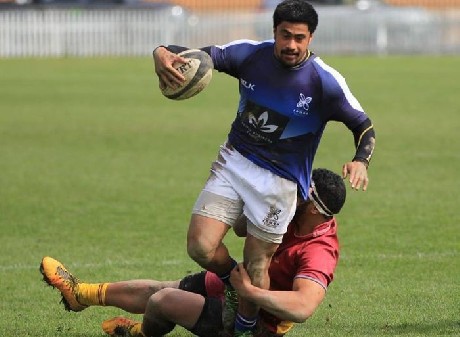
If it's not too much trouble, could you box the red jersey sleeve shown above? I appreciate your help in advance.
[295,240,339,289]
[294,219,339,289]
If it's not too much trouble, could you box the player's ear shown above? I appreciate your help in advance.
[311,205,321,215]
[309,202,321,215]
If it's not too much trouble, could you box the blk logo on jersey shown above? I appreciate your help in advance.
[293,93,312,116]
[241,78,256,91]
[238,101,289,144]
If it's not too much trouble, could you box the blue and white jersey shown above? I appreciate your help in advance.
[210,39,368,199]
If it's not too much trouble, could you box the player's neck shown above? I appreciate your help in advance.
[293,213,323,236]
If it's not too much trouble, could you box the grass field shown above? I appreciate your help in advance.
[0,56,459,337]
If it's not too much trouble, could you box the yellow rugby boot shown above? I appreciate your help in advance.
[39,256,88,312]
[102,317,144,337]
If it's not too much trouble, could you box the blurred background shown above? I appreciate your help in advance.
[1,0,459,57]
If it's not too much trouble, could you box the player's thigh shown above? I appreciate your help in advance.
[192,179,243,228]
[187,214,230,253]
[189,189,244,251]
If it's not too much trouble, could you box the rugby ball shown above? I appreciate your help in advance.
[161,49,213,100]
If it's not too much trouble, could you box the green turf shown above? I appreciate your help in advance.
[0,56,459,336]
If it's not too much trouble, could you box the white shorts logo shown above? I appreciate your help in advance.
[262,206,282,228]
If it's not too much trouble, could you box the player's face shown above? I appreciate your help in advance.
[273,22,313,67]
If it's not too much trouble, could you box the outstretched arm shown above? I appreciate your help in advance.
[230,263,325,323]
[343,118,376,191]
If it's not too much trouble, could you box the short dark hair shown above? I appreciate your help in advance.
[273,0,319,33]
[312,168,346,215]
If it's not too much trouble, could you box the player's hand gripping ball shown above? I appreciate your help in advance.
[161,49,213,100]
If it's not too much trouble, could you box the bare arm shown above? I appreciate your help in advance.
[230,263,325,323]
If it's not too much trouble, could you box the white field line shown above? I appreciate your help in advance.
[1,251,459,272]
[0,258,185,272]
[340,251,459,261]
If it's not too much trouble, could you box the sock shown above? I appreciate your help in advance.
[76,283,109,306]
[234,313,257,333]
[218,258,238,288]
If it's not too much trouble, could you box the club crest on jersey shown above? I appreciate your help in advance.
[241,78,255,91]
[293,93,312,116]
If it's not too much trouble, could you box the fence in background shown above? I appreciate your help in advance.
[1,4,459,57]
[0,7,187,57]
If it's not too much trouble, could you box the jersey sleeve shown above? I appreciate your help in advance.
[210,39,271,78]
[294,241,339,290]
[313,57,368,129]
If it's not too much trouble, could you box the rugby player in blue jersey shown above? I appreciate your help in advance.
[152,1,375,336]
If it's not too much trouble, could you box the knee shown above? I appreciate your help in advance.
[145,288,176,318]
[187,229,220,268]
[187,215,230,268]
[143,289,177,337]
[145,291,162,317]
[187,238,214,267]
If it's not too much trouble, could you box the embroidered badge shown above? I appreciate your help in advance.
[262,206,282,228]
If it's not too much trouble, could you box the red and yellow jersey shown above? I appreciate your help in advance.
[260,218,339,334]
[204,218,339,335]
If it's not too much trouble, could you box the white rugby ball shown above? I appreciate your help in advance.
[161,49,213,100]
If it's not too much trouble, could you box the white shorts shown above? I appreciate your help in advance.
[192,143,297,242]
